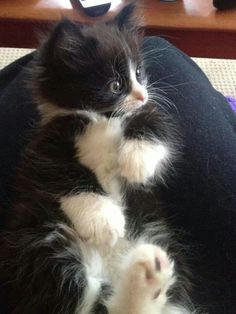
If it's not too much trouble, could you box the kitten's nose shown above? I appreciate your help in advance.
[135,91,146,102]
[137,94,145,101]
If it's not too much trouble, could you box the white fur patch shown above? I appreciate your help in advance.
[164,305,194,314]
[60,193,125,246]
[121,62,148,111]
[76,244,105,314]
[79,276,101,314]
[75,115,123,199]
[118,139,170,184]
[37,103,73,125]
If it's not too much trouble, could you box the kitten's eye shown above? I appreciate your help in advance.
[109,80,122,94]
[136,66,142,78]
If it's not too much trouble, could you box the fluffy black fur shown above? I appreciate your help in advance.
[0,4,198,314]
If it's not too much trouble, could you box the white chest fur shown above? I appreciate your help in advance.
[75,114,123,200]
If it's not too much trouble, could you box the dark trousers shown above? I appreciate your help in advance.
[0,37,235,314]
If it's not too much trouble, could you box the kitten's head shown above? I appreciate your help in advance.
[32,3,148,116]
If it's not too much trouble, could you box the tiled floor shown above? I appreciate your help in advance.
[0,48,236,97]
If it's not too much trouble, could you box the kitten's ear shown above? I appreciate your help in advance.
[41,19,83,66]
[112,2,139,31]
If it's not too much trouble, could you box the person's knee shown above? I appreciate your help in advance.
[143,36,172,52]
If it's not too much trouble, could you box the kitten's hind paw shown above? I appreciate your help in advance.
[108,244,176,314]
[124,244,175,302]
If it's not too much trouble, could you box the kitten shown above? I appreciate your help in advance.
[0,4,201,314]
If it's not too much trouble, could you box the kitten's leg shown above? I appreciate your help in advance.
[60,193,125,246]
[107,244,175,314]
[118,104,174,184]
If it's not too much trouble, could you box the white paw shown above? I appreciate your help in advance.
[60,193,125,246]
[118,140,169,184]
[124,244,175,301]
[84,200,125,246]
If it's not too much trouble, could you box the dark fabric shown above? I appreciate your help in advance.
[143,37,236,314]
[0,53,38,213]
[0,38,235,314]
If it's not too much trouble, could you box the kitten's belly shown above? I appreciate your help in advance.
[75,115,123,199]
[81,236,132,284]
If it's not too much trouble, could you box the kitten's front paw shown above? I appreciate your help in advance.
[118,140,169,184]
[85,199,125,246]
[61,194,125,246]
[124,244,175,301]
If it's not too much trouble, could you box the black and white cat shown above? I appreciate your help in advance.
[0,4,202,314]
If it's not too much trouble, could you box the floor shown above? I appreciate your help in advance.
[0,48,236,97]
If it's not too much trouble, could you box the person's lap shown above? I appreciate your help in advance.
[0,37,235,313]
[143,37,236,313]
